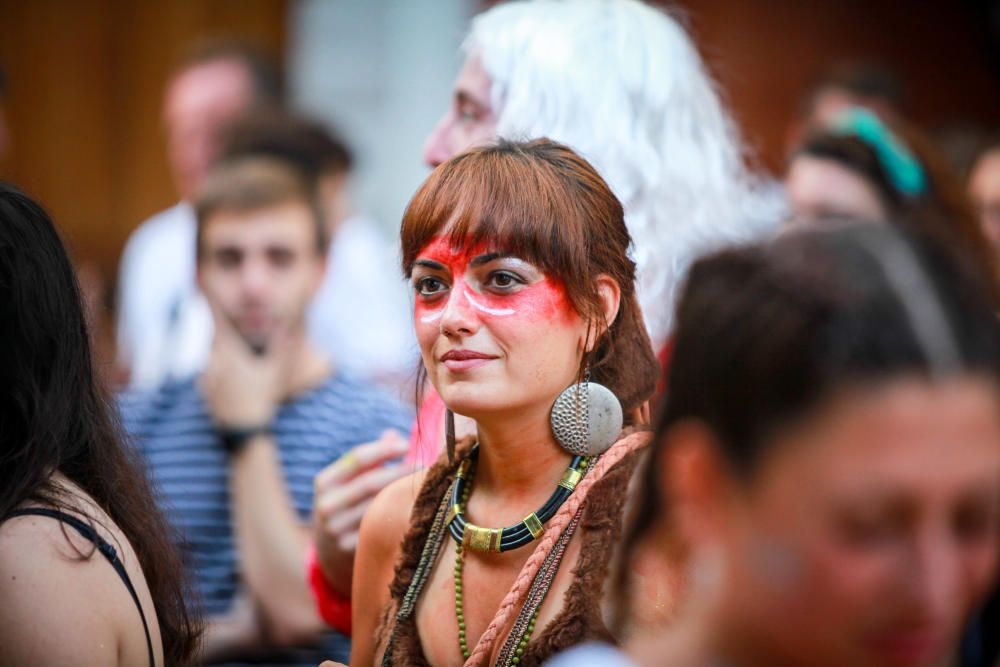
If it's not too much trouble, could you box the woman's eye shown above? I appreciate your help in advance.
[487,271,524,291]
[415,276,448,297]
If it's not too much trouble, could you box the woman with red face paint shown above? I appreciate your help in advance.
[346,139,662,667]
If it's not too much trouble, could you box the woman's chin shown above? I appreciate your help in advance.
[438,389,512,422]
[439,398,494,421]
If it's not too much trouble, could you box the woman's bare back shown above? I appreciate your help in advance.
[0,475,164,667]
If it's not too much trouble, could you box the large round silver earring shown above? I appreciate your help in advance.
[550,368,623,457]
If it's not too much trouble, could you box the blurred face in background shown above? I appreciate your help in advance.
[163,59,255,201]
[197,201,325,352]
[785,85,899,155]
[423,55,497,168]
[808,87,897,133]
[672,377,1000,667]
[786,155,887,222]
[968,148,1000,255]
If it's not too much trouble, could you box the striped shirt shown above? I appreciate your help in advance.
[119,372,413,666]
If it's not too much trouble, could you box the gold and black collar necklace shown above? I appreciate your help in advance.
[445,444,589,553]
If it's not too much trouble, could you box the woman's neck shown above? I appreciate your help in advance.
[472,402,573,501]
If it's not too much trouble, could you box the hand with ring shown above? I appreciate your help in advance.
[312,429,411,596]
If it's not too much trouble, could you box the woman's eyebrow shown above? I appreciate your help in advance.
[469,252,516,267]
[412,258,447,271]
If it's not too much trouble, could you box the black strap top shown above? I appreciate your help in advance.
[3,507,156,667]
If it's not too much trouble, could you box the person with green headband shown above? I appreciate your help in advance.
[784,108,1000,303]
[786,106,929,222]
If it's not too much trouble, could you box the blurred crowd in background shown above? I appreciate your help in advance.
[1,1,1000,666]
[0,0,997,385]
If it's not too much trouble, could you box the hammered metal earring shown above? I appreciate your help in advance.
[550,366,623,457]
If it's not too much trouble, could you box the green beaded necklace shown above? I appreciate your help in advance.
[452,458,542,662]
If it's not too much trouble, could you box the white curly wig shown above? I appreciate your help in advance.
[466,0,782,347]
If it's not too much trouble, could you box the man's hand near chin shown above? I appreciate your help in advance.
[201,312,327,651]
[201,312,293,428]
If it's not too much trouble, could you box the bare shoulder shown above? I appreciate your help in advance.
[356,466,433,594]
[351,468,430,667]
[0,512,121,664]
[361,467,430,548]
[0,479,163,667]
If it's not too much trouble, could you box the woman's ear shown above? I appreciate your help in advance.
[584,274,622,353]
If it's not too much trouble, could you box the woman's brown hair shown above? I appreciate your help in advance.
[400,138,658,414]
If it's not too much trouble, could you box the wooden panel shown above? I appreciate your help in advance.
[0,1,115,265]
[667,0,1000,172]
[0,0,287,278]
[1,1,995,273]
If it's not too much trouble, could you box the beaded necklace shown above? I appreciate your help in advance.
[380,444,603,667]
[452,447,592,662]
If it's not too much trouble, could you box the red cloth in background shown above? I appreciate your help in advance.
[306,542,352,635]
[655,338,675,402]
[406,387,446,467]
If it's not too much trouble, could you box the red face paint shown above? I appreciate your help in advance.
[413,235,587,416]
[411,235,574,327]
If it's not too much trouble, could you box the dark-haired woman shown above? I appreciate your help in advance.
[349,140,664,666]
[0,184,200,665]
[552,221,1000,667]
[785,108,999,299]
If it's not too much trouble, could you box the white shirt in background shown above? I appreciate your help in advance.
[545,643,638,667]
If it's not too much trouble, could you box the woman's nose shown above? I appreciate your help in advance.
[439,281,480,337]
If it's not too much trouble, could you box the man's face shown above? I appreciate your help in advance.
[163,60,255,200]
[197,201,325,352]
[422,55,498,168]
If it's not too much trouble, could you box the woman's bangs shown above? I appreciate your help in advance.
[401,151,574,278]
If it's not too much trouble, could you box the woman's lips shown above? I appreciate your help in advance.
[440,349,497,372]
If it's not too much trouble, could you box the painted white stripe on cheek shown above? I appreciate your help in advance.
[465,292,515,316]
[418,284,516,323]
[419,309,444,323]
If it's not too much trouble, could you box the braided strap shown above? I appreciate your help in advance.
[381,477,456,666]
[463,430,651,666]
